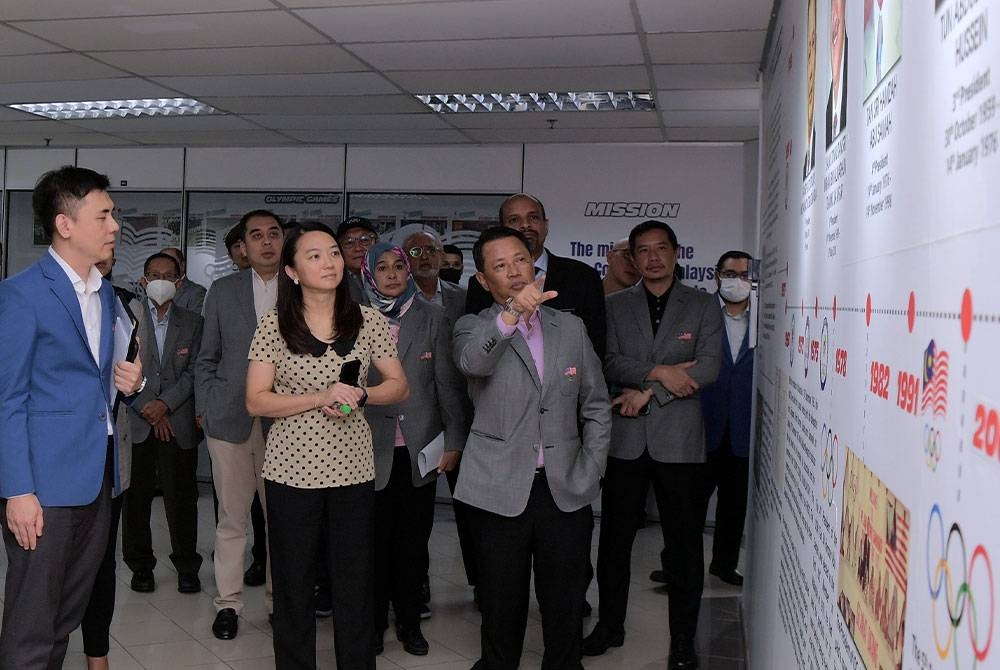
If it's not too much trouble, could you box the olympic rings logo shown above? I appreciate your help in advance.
[819,318,830,390]
[820,423,838,504]
[926,504,994,666]
[924,424,942,471]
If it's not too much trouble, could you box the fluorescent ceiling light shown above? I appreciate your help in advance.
[415,91,655,113]
[8,98,218,120]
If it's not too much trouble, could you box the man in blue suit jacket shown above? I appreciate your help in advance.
[698,251,755,587]
[0,166,144,669]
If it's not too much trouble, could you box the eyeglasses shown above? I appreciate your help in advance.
[145,273,178,281]
[718,271,751,280]
[340,234,376,248]
[408,245,440,258]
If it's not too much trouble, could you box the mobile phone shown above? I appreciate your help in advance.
[339,359,361,386]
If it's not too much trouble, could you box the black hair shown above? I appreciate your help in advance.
[628,219,678,255]
[161,246,185,263]
[277,221,362,356]
[144,252,181,277]
[498,193,546,224]
[224,222,245,252]
[442,244,463,259]
[32,166,111,242]
[472,226,531,272]
[238,209,282,241]
[715,250,753,272]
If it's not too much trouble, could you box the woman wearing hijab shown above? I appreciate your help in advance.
[360,242,468,657]
[245,222,408,669]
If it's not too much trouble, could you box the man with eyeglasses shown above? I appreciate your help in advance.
[603,238,640,296]
[122,252,203,597]
[196,209,284,640]
[336,217,378,305]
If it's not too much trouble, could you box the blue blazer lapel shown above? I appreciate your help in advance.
[41,253,93,362]
[735,324,751,363]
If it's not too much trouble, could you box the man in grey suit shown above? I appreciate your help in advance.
[453,226,610,670]
[195,210,283,640]
[583,220,723,670]
[122,252,203,595]
[161,246,207,314]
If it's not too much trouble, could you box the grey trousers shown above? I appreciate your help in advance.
[0,459,112,670]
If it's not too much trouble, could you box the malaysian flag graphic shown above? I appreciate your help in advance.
[921,340,949,418]
[885,509,909,591]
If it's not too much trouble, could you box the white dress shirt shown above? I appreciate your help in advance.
[251,268,279,322]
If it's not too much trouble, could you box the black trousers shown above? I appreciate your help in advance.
[596,453,705,639]
[469,473,591,670]
[0,444,112,670]
[700,440,749,573]
[439,461,478,586]
[250,491,267,566]
[81,495,123,657]
[122,434,201,574]
[266,478,375,670]
[374,447,436,631]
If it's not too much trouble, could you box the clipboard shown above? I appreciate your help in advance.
[112,294,139,412]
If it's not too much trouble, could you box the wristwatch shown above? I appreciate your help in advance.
[357,387,368,408]
[503,296,522,318]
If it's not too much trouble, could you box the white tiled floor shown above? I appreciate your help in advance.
[0,490,746,669]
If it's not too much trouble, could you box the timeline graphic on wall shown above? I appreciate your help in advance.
[746,0,1000,668]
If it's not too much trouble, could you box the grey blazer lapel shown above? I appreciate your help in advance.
[509,330,542,390]
[626,285,654,346]
[652,283,689,352]
[397,301,425,360]
[161,310,181,368]
[238,270,258,331]
[540,309,560,389]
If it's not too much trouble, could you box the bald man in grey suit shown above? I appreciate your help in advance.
[453,227,610,670]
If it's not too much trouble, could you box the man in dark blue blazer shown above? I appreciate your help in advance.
[698,251,755,587]
[0,166,144,669]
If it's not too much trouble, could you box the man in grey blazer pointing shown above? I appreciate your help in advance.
[453,226,611,670]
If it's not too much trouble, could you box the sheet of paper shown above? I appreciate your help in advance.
[417,431,446,478]
[113,296,135,366]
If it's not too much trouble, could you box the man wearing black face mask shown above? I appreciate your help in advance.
[440,244,464,285]
[122,252,204,596]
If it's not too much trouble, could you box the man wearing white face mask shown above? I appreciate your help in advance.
[122,252,204,595]
[697,251,754,587]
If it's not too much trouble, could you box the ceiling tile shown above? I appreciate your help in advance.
[0,78,181,104]
[662,110,760,127]
[118,129,298,146]
[0,131,136,146]
[152,73,399,98]
[466,127,665,143]
[0,106,46,121]
[10,12,326,51]
[0,119,89,133]
[94,45,366,77]
[0,0,276,20]
[347,35,643,71]
[387,66,650,94]
[283,129,470,144]
[244,114,450,130]
[0,53,130,83]
[665,126,759,142]
[656,88,760,111]
[296,0,635,42]
[204,95,429,115]
[0,25,65,55]
[647,31,766,64]
[636,0,773,32]
[653,64,759,89]
[446,110,661,130]
[61,115,260,133]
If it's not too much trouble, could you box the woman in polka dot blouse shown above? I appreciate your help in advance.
[245,221,409,670]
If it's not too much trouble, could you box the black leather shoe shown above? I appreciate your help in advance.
[709,565,744,586]
[130,569,155,593]
[396,625,429,656]
[314,584,333,618]
[243,561,266,586]
[177,572,201,593]
[582,623,625,656]
[212,608,239,640]
[372,628,385,655]
[649,569,668,583]
[419,603,432,619]
[668,635,699,669]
